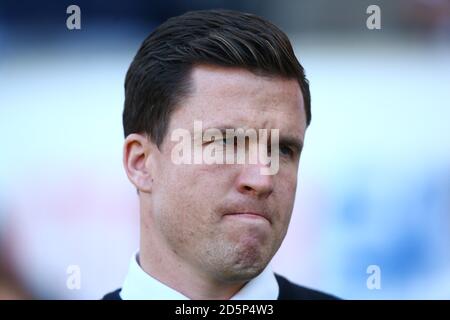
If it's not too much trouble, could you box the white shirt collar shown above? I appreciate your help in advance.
[120,251,279,300]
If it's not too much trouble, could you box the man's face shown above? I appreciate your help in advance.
[148,65,307,282]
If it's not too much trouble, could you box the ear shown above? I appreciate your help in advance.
[123,133,155,193]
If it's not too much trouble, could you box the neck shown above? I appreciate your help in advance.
[139,216,246,300]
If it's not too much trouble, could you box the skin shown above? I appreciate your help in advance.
[123,64,307,299]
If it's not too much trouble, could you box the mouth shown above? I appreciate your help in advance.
[223,211,272,224]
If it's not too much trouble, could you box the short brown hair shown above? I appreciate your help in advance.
[123,9,311,146]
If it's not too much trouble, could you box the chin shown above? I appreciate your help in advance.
[218,247,271,282]
[219,261,267,283]
[203,233,278,282]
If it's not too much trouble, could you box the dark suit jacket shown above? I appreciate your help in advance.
[102,274,338,300]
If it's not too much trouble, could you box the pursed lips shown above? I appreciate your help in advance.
[223,211,272,224]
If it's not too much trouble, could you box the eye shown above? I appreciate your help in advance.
[204,137,233,145]
[279,144,294,157]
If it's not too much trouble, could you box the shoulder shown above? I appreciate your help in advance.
[101,288,122,300]
[275,274,339,300]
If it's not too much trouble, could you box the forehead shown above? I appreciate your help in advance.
[169,64,306,137]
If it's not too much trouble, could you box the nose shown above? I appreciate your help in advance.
[235,163,274,199]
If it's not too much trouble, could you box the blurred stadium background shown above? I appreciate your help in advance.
[0,0,449,299]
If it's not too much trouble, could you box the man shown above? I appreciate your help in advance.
[103,9,336,300]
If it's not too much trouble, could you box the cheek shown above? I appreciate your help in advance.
[154,162,229,220]
[274,173,298,221]
[152,167,211,244]
[277,165,298,196]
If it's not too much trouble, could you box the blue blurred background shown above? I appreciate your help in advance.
[1,0,449,299]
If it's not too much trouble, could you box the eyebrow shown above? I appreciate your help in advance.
[202,126,304,153]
